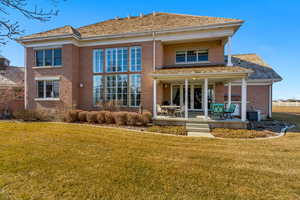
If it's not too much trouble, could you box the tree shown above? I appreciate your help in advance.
[0,0,63,45]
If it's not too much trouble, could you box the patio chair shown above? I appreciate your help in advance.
[174,105,185,118]
[224,104,236,119]
[157,104,168,116]
[211,103,225,119]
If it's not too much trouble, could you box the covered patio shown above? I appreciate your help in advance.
[151,65,253,127]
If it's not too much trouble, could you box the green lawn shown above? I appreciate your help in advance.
[0,122,300,200]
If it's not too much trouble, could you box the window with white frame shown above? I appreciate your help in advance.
[93,75,104,105]
[105,48,128,72]
[176,49,208,64]
[93,49,104,73]
[105,75,128,106]
[130,46,142,72]
[35,48,62,67]
[36,80,59,99]
[130,74,141,107]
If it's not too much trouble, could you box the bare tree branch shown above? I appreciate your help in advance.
[0,0,63,45]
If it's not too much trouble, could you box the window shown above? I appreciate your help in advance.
[176,49,208,63]
[93,49,104,73]
[105,75,128,106]
[130,46,142,72]
[93,75,104,105]
[105,48,128,72]
[35,48,62,67]
[130,74,141,107]
[36,80,59,99]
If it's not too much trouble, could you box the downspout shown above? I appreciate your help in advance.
[152,31,156,71]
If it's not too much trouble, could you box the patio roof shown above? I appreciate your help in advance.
[152,65,252,80]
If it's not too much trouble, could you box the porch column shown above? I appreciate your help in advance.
[204,78,208,119]
[241,78,247,121]
[227,36,233,66]
[153,79,157,118]
[228,81,232,107]
[185,79,188,119]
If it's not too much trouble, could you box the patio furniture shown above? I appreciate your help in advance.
[211,103,225,119]
[161,105,180,116]
[174,105,185,117]
[157,104,168,116]
[224,104,236,119]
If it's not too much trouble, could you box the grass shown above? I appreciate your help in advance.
[0,122,300,200]
[272,106,300,132]
[211,128,276,138]
[147,125,187,135]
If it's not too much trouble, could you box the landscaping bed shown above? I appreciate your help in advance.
[211,128,277,139]
[147,126,187,136]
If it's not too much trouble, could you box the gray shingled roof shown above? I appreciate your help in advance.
[231,54,282,81]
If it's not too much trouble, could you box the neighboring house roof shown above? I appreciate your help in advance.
[153,66,251,75]
[0,66,24,87]
[20,12,243,40]
[231,54,282,81]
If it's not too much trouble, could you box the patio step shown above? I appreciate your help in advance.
[186,122,213,137]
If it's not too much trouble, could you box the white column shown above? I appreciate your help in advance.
[269,83,273,118]
[170,84,173,105]
[227,36,233,66]
[185,79,188,119]
[228,81,232,107]
[153,79,157,118]
[204,78,208,119]
[241,78,247,121]
[190,85,194,109]
[180,85,183,106]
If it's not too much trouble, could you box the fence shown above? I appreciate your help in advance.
[273,102,300,107]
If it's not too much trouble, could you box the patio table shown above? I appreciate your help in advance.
[161,105,180,116]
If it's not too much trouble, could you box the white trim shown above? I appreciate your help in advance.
[175,49,209,64]
[35,76,60,81]
[228,81,232,106]
[152,32,156,71]
[33,45,63,50]
[227,36,233,66]
[184,79,188,119]
[241,78,247,121]
[32,66,62,69]
[204,78,208,119]
[152,71,251,78]
[34,98,60,101]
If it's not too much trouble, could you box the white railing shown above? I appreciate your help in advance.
[273,102,300,107]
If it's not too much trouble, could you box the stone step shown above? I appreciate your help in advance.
[186,127,210,132]
[188,132,214,138]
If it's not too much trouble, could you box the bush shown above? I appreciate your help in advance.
[96,111,106,124]
[13,109,55,121]
[86,112,98,123]
[78,111,88,122]
[64,110,81,122]
[104,111,114,124]
[127,112,139,126]
[113,112,128,125]
[142,111,152,121]
[141,112,152,126]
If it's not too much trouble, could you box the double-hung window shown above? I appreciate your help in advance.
[176,49,209,64]
[36,79,60,99]
[35,48,62,67]
[93,49,104,73]
[129,74,141,107]
[130,46,142,72]
[105,48,128,72]
[106,75,128,106]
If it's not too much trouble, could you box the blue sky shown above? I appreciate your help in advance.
[1,0,299,100]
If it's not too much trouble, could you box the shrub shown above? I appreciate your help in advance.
[141,111,152,126]
[96,111,106,124]
[86,112,98,123]
[104,111,114,124]
[13,109,55,121]
[127,112,139,126]
[64,110,81,122]
[78,111,88,122]
[113,112,128,125]
[142,111,152,122]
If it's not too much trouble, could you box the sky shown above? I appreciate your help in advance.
[0,0,299,100]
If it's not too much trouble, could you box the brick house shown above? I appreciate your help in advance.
[0,56,24,116]
[17,12,281,126]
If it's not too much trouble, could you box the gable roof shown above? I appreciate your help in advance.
[231,54,282,81]
[20,12,243,40]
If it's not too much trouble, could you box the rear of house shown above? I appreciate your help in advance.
[18,12,282,125]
